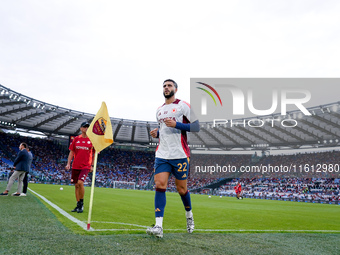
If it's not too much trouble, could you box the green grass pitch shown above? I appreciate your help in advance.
[1,181,340,254]
[28,183,340,234]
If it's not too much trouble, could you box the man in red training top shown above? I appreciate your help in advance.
[234,182,243,199]
[66,122,95,213]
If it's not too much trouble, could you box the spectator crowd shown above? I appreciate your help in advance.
[0,132,339,203]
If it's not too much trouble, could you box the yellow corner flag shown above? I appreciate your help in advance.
[86,101,114,152]
[86,102,113,230]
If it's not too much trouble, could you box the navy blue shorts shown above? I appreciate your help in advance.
[154,158,189,180]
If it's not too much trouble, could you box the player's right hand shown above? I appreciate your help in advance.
[150,128,158,138]
[65,164,70,170]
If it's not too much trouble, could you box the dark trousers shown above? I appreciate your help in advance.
[23,172,28,194]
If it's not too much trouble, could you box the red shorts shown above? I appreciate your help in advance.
[71,169,90,184]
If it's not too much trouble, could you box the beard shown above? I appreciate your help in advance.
[163,90,175,99]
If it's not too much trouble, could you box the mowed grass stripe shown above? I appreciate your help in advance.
[28,183,340,234]
[1,181,340,255]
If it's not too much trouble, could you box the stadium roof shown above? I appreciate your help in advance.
[1,84,339,151]
[0,84,159,146]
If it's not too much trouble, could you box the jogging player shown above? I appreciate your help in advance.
[66,122,95,213]
[146,79,200,238]
[234,182,243,199]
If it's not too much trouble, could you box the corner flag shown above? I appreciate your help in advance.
[86,101,113,230]
[86,101,114,152]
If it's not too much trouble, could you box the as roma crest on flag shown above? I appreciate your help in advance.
[92,117,107,136]
[87,102,113,153]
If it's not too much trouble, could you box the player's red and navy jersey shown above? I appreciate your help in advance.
[69,135,94,170]
[155,99,197,159]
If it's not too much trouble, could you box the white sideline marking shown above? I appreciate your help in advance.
[28,188,93,231]
[90,221,149,228]
[91,228,340,233]
[162,229,340,233]
[89,221,340,233]
[93,229,147,231]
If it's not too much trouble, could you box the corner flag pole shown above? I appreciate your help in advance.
[87,151,98,230]
[86,101,113,231]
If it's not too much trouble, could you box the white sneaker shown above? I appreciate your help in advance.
[146,225,163,238]
[11,193,20,196]
[19,193,27,197]
[186,216,195,233]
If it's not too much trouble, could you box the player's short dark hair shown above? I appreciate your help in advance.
[21,142,28,148]
[163,79,178,88]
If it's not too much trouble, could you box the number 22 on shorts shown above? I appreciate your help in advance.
[177,162,187,172]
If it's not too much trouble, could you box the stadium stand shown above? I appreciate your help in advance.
[0,84,339,203]
[218,177,340,203]
[1,83,340,151]
[1,131,339,206]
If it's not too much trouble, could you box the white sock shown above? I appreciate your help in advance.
[156,217,163,227]
[186,210,193,218]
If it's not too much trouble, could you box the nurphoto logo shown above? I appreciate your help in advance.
[191,78,324,128]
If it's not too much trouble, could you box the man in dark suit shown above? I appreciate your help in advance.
[0,142,30,196]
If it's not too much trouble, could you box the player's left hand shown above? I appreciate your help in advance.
[164,118,176,128]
